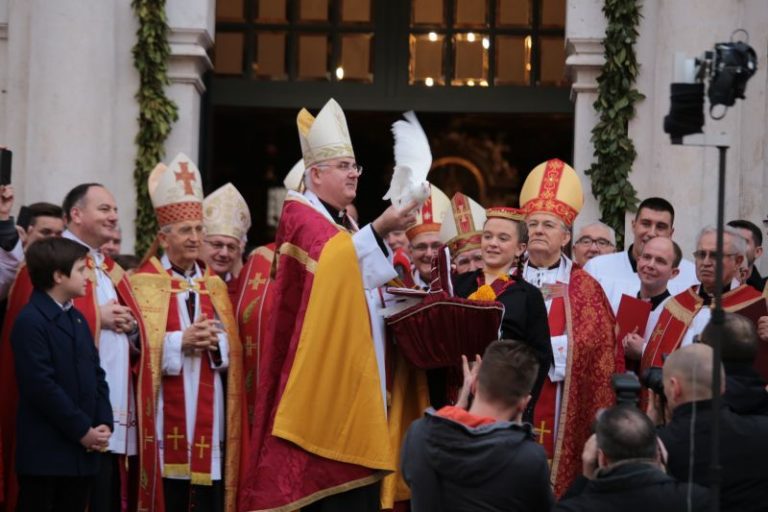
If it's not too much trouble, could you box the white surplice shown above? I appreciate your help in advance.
[157,255,230,480]
[63,230,137,455]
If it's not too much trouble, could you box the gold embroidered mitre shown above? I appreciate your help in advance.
[519,159,584,226]
[297,98,355,167]
[203,183,251,243]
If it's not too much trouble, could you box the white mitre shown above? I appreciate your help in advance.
[203,183,251,243]
[297,98,354,167]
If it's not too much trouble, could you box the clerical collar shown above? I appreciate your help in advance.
[637,289,670,310]
[527,260,561,271]
[170,262,196,278]
[318,198,347,226]
[698,283,732,306]
[627,245,638,273]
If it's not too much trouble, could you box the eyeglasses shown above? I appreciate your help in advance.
[412,242,442,253]
[314,162,363,176]
[692,250,737,261]
[205,239,240,254]
[575,237,614,248]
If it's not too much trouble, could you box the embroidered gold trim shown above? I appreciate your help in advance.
[243,472,386,512]
[279,242,318,274]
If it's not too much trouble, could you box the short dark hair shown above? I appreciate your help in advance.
[477,339,539,407]
[596,405,657,462]
[636,197,675,225]
[112,254,140,271]
[25,237,89,291]
[701,312,758,363]
[28,202,64,226]
[671,240,682,268]
[727,219,763,248]
[62,183,103,222]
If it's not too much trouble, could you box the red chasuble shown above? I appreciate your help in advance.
[130,258,245,512]
[641,284,765,375]
[235,243,276,429]
[531,267,617,498]
[0,257,164,512]
[238,196,392,512]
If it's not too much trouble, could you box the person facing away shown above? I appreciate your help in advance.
[554,405,710,512]
[11,237,112,512]
[401,339,554,512]
[654,343,768,512]
[700,312,768,415]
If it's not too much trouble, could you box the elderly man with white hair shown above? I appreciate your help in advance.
[639,225,766,377]
[571,221,616,266]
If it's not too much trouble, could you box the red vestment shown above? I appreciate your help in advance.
[642,284,764,375]
[0,257,163,512]
[531,266,617,497]
[234,243,276,429]
[238,197,392,511]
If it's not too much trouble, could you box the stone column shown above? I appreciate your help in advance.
[565,0,605,237]
[164,0,214,162]
[0,0,140,249]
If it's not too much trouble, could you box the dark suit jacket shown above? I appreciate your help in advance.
[11,289,112,476]
[657,400,768,512]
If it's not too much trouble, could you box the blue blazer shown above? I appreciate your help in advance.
[11,289,113,476]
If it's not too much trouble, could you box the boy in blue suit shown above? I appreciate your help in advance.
[11,237,112,512]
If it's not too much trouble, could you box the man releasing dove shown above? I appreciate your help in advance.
[383,111,432,211]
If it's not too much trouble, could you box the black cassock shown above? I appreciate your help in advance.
[452,269,553,421]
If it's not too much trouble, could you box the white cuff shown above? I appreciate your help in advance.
[211,333,229,371]
[548,334,569,383]
[162,332,184,375]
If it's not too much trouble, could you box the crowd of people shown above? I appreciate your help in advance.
[0,97,767,512]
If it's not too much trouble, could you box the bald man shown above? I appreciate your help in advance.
[655,344,768,510]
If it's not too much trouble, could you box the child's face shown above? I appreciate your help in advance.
[60,257,89,298]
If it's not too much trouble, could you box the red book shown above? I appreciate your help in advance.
[616,294,653,342]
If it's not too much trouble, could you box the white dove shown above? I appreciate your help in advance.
[383,111,432,211]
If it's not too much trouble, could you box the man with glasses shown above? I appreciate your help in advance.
[584,197,698,314]
[572,221,616,267]
[519,159,617,497]
[640,225,765,378]
[239,99,416,512]
[201,183,251,302]
[406,185,451,289]
[130,154,244,512]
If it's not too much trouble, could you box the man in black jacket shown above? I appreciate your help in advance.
[400,340,553,512]
[655,344,768,512]
[554,405,709,512]
[700,312,768,415]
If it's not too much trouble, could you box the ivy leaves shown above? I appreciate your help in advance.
[586,0,644,248]
[131,0,178,255]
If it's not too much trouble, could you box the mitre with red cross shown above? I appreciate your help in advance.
[439,192,486,256]
[203,183,251,243]
[148,152,204,227]
[405,183,451,240]
[519,158,584,226]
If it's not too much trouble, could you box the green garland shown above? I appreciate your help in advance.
[131,0,178,255]
[585,0,644,248]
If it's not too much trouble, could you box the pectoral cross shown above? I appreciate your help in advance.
[535,420,552,445]
[166,426,185,451]
[244,335,257,357]
[195,435,210,459]
[174,161,196,195]
[249,272,267,290]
